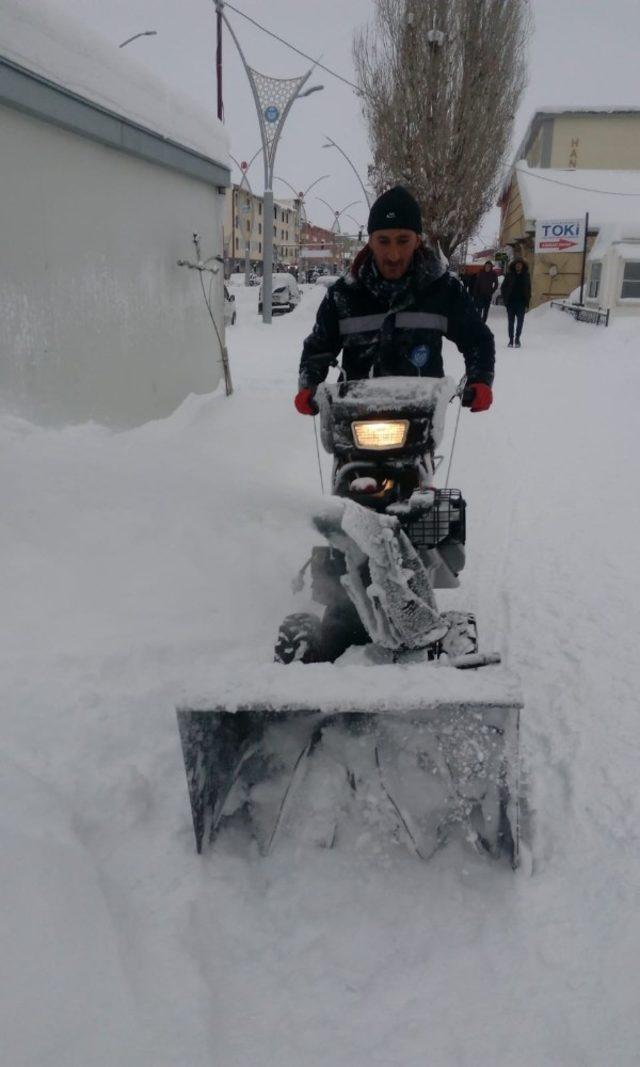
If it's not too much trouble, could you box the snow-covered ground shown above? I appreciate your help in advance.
[3,282,640,1065]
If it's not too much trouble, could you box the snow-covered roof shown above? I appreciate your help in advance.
[0,0,228,164]
[588,222,640,260]
[514,162,640,229]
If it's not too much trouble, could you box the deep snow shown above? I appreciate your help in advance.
[2,283,640,1065]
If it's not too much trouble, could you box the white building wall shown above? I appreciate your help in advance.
[0,103,227,426]
[586,226,640,316]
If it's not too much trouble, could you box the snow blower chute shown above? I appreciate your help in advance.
[177,377,523,865]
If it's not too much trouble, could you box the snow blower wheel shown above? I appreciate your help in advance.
[274,612,323,664]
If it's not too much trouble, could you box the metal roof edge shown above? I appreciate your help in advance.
[0,53,231,190]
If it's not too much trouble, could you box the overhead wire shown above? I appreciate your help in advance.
[513,167,640,197]
[223,7,640,200]
[222,2,360,91]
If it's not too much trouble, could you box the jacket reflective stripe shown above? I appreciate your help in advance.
[339,314,387,335]
[338,311,448,336]
[395,311,448,332]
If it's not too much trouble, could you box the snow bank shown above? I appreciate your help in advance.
[3,286,640,1064]
[1,757,152,1065]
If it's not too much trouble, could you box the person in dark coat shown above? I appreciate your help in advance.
[294,186,495,416]
[473,260,499,324]
[501,257,531,347]
[461,270,476,295]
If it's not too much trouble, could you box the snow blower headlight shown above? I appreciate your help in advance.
[351,419,409,451]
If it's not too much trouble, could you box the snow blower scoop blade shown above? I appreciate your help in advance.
[177,664,523,866]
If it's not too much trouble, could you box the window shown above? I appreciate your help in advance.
[258,223,262,235]
[235,215,239,229]
[259,242,262,253]
[621,261,640,300]
[258,202,262,216]
[235,236,239,249]
[588,262,602,299]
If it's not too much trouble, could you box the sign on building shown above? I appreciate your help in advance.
[535,218,583,254]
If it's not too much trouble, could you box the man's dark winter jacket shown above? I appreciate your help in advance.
[501,261,531,308]
[474,269,499,301]
[299,247,495,390]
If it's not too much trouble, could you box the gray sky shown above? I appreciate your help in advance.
[52,0,640,243]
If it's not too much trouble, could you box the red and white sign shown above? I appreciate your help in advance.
[538,238,579,251]
[535,218,583,254]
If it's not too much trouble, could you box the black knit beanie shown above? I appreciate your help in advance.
[367,186,422,235]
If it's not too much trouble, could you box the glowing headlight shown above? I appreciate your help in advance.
[351,419,409,450]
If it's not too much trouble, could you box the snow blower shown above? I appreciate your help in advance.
[177,377,522,865]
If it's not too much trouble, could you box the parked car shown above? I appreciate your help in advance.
[316,274,341,288]
[224,285,236,326]
[258,272,301,314]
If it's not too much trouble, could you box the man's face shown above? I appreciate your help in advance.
[515,262,523,273]
[368,229,420,280]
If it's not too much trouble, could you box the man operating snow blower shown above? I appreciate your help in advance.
[294,186,495,417]
[175,188,523,866]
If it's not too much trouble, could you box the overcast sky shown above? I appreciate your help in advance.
[52,0,640,243]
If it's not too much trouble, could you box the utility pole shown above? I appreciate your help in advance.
[216,4,223,120]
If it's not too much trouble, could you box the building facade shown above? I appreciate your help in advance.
[223,187,301,275]
[498,109,640,310]
[519,109,640,171]
[299,222,362,277]
[1,0,230,427]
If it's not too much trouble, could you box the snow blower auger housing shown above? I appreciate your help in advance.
[177,666,522,865]
[177,376,523,866]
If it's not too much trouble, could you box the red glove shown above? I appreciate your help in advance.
[462,382,493,413]
[294,387,318,415]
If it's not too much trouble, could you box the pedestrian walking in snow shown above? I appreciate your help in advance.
[461,270,475,295]
[501,257,531,348]
[473,260,499,324]
[294,186,495,415]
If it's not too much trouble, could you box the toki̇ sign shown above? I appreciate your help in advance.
[535,218,583,254]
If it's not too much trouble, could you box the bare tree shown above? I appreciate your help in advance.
[353,0,531,258]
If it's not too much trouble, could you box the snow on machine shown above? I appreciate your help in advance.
[177,377,522,865]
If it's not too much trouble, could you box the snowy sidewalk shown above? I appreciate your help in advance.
[2,286,640,1065]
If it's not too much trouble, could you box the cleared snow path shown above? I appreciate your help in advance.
[2,284,640,1065]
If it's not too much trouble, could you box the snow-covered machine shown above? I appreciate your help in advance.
[177,377,522,865]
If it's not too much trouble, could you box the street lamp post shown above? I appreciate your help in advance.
[119,30,157,48]
[215,1,323,322]
[274,174,330,226]
[315,198,362,273]
[274,175,330,278]
[315,197,363,235]
[344,213,365,235]
[322,135,372,210]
